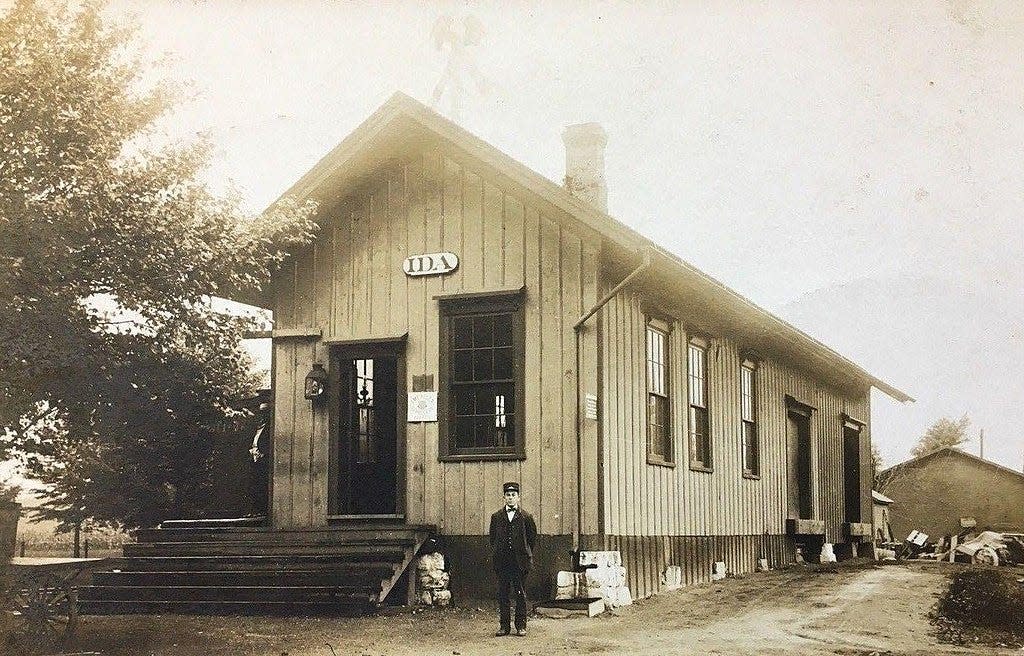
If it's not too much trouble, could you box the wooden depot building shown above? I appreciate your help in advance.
[259,92,913,601]
[83,93,912,613]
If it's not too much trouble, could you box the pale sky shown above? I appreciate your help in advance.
[25,1,1024,472]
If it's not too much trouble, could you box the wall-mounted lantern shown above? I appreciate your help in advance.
[304,363,328,401]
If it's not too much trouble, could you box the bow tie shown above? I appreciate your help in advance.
[506,506,516,513]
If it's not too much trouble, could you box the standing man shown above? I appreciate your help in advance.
[489,481,537,637]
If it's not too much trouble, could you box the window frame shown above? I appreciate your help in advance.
[645,317,674,467]
[740,358,760,479]
[687,336,713,472]
[438,289,526,461]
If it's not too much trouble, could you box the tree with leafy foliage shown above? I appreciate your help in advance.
[910,415,971,459]
[0,0,316,528]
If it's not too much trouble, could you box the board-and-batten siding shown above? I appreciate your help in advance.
[271,146,600,535]
[599,289,872,543]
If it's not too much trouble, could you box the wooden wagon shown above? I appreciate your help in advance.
[1,557,106,651]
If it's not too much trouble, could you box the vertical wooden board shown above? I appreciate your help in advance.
[330,225,339,336]
[500,185,524,288]
[618,294,631,536]
[625,538,636,599]
[444,461,465,534]
[271,341,295,527]
[290,258,304,331]
[619,295,634,535]
[520,203,542,530]
[610,297,624,535]
[418,149,444,528]
[630,295,643,537]
[309,239,328,520]
[272,261,296,331]
[614,294,627,536]
[772,363,787,533]
[440,157,464,295]
[311,341,330,526]
[388,168,409,335]
[291,341,314,526]
[579,242,600,534]
[370,179,391,335]
[482,462,502,533]
[560,232,582,534]
[341,207,356,336]
[481,177,502,290]
[438,157,464,532]
[538,215,563,535]
[464,169,487,288]
[312,239,332,332]
[689,537,700,585]
[462,170,485,289]
[600,304,613,533]
[462,463,485,534]
[349,196,369,335]
[671,326,685,535]
[710,340,722,537]
[644,537,654,597]
[403,158,428,524]
[727,342,742,533]
[406,423,425,524]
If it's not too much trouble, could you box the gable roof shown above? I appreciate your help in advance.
[881,447,1024,482]
[872,490,894,505]
[265,92,912,403]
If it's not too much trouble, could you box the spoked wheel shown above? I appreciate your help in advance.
[5,577,78,653]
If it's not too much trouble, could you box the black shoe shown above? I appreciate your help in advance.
[495,628,510,637]
[514,628,527,637]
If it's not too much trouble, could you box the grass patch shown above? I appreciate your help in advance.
[932,566,1024,648]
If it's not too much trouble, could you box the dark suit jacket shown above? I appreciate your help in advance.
[489,506,538,574]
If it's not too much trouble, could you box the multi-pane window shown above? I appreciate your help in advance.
[440,293,524,458]
[740,361,758,476]
[688,340,711,469]
[646,322,672,463]
[355,359,376,464]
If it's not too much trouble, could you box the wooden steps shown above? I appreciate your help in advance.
[78,600,372,616]
[78,521,434,616]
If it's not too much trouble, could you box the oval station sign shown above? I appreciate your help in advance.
[402,252,459,277]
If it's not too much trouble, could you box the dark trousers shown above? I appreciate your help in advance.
[496,560,528,630]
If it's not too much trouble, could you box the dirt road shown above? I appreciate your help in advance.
[11,563,1014,655]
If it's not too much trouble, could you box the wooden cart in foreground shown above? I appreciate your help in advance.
[1,557,106,651]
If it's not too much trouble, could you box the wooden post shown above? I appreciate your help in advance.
[73,523,81,558]
[20,540,25,557]
[84,538,89,558]
[949,535,958,563]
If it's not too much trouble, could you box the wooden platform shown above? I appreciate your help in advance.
[78,521,434,615]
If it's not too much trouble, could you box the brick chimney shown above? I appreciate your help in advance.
[562,123,608,213]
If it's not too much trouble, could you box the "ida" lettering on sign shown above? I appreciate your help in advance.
[402,252,459,277]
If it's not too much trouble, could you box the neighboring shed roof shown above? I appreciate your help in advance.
[264,92,912,403]
[872,490,894,505]
[881,447,1024,482]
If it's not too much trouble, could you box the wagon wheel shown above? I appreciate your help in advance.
[5,572,78,652]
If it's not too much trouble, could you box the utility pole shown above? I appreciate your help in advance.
[979,428,985,459]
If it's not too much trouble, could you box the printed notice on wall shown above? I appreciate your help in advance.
[407,392,438,422]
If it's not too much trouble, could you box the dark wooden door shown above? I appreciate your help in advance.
[843,425,862,523]
[787,410,813,520]
[334,346,402,516]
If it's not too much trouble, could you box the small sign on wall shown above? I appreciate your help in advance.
[584,393,598,420]
[408,392,438,422]
[403,252,459,277]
